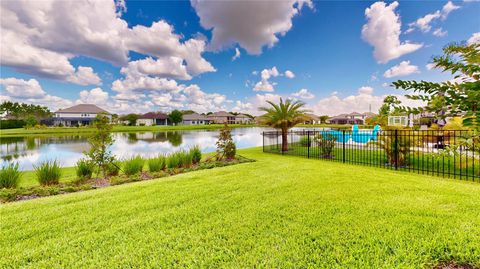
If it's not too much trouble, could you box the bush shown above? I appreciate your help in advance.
[0,163,22,188]
[179,150,193,168]
[106,161,121,176]
[299,135,311,147]
[190,146,202,164]
[0,119,25,129]
[148,155,166,172]
[166,152,182,169]
[123,156,144,176]
[75,159,94,180]
[34,160,62,186]
[216,124,236,160]
[315,134,336,158]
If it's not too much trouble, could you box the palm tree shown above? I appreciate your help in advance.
[259,98,309,152]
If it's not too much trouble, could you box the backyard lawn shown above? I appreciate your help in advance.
[1,148,480,268]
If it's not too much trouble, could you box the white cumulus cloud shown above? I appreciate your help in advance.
[191,0,313,54]
[361,1,423,63]
[468,32,480,44]
[291,88,315,99]
[406,1,460,34]
[383,61,420,78]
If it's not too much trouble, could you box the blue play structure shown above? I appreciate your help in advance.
[351,124,381,143]
[319,124,381,144]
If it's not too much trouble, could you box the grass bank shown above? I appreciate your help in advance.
[0,124,256,137]
[1,148,480,267]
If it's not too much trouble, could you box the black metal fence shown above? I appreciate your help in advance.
[263,129,479,181]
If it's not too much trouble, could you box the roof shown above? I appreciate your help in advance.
[235,114,250,119]
[209,111,235,117]
[139,112,168,119]
[305,113,320,120]
[55,104,110,114]
[183,113,208,121]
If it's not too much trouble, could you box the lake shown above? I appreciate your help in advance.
[0,127,276,170]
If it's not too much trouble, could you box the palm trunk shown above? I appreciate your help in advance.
[282,129,288,152]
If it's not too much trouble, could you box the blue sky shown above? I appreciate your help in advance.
[0,0,479,115]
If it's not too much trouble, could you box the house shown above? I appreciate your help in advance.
[303,113,320,124]
[207,111,236,124]
[327,112,375,125]
[235,114,252,124]
[51,104,111,126]
[136,112,168,126]
[182,113,212,125]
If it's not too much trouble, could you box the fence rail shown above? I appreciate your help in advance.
[262,129,479,181]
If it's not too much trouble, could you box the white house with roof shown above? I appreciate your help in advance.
[52,104,111,126]
[234,114,252,124]
[182,113,212,125]
[207,111,236,124]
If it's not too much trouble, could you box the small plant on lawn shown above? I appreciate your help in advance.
[34,160,62,186]
[376,129,418,167]
[179,150,193,168]
[148,155,166,172]
[216,123,236,160]
[166,152,182,169]
[106,161,121,176]
[190,146,202,164]
[75,158,94,180]
[315,133,336,158]
[299,135,311,147]
[123,156,144,176]
[0,163,22,189]
[85,114,116,177]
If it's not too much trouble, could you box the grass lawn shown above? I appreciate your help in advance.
[1,148,480,268]
[0,124,256,137]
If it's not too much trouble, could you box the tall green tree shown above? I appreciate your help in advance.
[259,98,309,152]
[0,101,51,120]
[85,114,115,177]
[319,115,329,124]
[378,95,401,117]
[120,114,138,126]
[168,110,183,125]
[393,42,480,130]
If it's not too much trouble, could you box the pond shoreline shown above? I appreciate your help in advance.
[0,124,257,137]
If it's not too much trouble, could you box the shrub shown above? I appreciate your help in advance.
[216,124,236,160]
[148,155,166,172]
[0,119,25,129]
[376,130,418,167]
[106,161,121,176]
[123,156,144,176]
[190,146,202,164]
[34,160,62,186]
[0,163,21,188]
[299,135,311,147]
[315,134,336,158]
[179,150,193,168]
[166,152,182,169]
[75,158,94,180]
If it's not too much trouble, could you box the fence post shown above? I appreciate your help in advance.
[262,131,265,152]
[394,129,398,170]
[342,130,346,163]
[307,131,310,158]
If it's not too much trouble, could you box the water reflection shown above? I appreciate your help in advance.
[0,127,270,170]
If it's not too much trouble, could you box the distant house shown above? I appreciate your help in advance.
[52,104,110,126]
[137,112,168,126]
[182,113,212,125]
[235,114,252,124]
[207,111,236,124]
[303,113,320,124]
[327,112,375,125]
